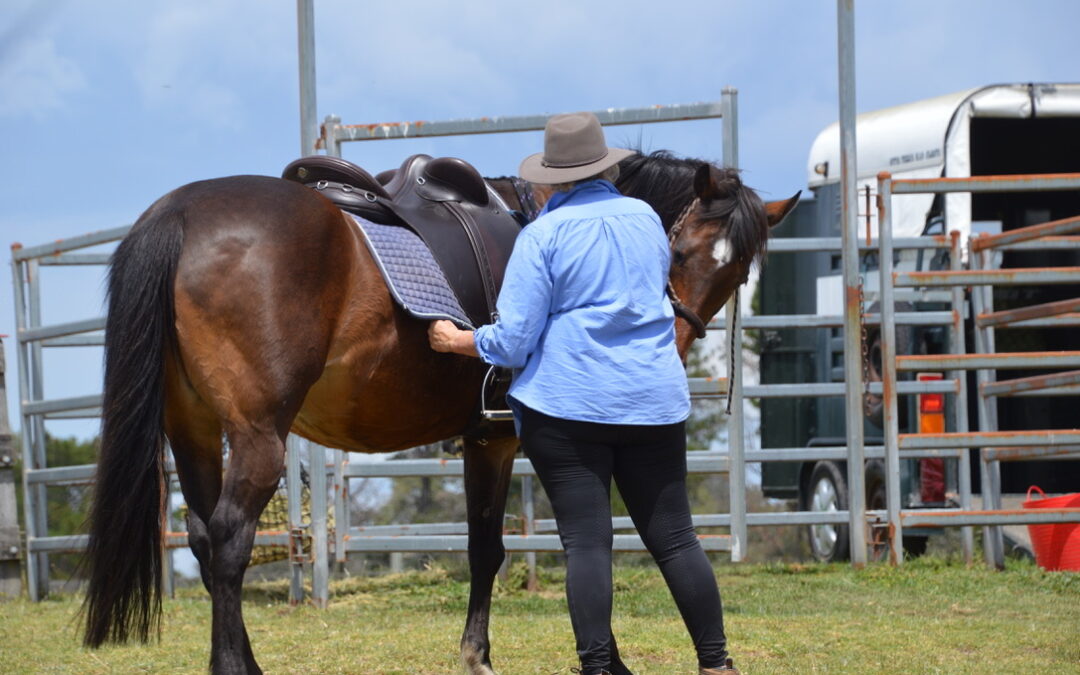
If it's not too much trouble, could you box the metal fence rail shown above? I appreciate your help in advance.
[876,171,1080,567]
[9,230,314,600]
[315,95,747,605]
[11,96,746,603]
[731,229,976,561]
[321,102,729,152]
[0,340,20,597]
[21,112,1076,617]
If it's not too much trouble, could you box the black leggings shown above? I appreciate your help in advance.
[518,406,727,672]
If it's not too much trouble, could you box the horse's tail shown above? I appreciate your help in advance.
[82,198,185,647]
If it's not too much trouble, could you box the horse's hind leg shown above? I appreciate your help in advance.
[460,436,518,675]
[208,424,286,675]
[165,363,224,594]
[163,358,276,675]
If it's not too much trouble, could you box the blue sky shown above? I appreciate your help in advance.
[2,0,1078,439]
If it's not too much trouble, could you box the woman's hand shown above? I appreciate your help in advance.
[428,320,479,357]
[428,320,459,352]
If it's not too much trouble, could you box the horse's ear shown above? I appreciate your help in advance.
[693,164,721,200]
[764,191,801,228]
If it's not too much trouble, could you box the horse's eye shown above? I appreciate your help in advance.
[672,249,686,265]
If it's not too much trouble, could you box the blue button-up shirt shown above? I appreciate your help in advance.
[474,179,690,426]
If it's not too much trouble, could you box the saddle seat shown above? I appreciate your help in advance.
[282,154,521,329]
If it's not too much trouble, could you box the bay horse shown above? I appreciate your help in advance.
[81,149,798,674]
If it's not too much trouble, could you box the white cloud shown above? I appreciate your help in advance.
[0,36,86,117]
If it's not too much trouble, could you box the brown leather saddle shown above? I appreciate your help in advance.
[282,154,522,327]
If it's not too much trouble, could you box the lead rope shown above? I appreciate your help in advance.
[666,198,708,339]
[668,197,738,414]
[727,287,738,415]
[667,197,699,243]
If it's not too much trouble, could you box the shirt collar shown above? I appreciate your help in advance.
[539,179,621,216]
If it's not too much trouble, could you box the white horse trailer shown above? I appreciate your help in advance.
[761,83,1080,562]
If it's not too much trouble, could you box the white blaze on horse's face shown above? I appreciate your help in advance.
[711,235,733,269]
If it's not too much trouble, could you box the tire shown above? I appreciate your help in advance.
[805,459,928,562]
[806,461,849,563]
[867,460,929,561]
[903,534,929,558]
[866,461,889,562]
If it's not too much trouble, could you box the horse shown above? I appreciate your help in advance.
[81,148,798,674]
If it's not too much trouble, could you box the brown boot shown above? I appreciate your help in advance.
[700,657,740,674]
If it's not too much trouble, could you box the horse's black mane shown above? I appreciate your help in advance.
[616,150,704,230]
[617,150,769,268]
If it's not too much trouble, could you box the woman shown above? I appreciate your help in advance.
[428,112,738,675]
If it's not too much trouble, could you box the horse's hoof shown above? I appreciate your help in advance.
[209,655,263,675]
[460,647,497,675]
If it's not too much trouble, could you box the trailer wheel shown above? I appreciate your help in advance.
[866,461,889,561]
[866,460,929,561]
[805,459,929,562]
[806,461,849,563]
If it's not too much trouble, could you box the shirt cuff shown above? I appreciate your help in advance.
[472,324,498,366]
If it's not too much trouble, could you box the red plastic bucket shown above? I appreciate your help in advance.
[1023,486,1080,571]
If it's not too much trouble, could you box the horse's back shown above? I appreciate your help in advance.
[165,174,338,228]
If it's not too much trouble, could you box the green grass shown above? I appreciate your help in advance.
[1,558,1078,674]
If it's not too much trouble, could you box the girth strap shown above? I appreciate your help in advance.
[445,201,500,322]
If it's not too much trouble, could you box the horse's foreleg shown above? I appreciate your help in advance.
[208,426,286,675]
[460,436,518,675]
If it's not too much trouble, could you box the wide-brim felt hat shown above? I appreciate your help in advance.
[519,111,635,184]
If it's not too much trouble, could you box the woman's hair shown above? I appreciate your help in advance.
[550,163,620,193]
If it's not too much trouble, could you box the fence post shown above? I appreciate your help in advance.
[876,175,904,564]
[976,248,1005,568]
[721,85,747,562]
[296,0,318,157]
[0,340,22,598]
[309,441,329,608]
[323,114,342,158]
[333,448,347,567]
[969,241,1004,568]
[13,256,49,598]
[837,0,868,566]
[286,435,305,604]
[522,474,537,590]
[949,231,975,564]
